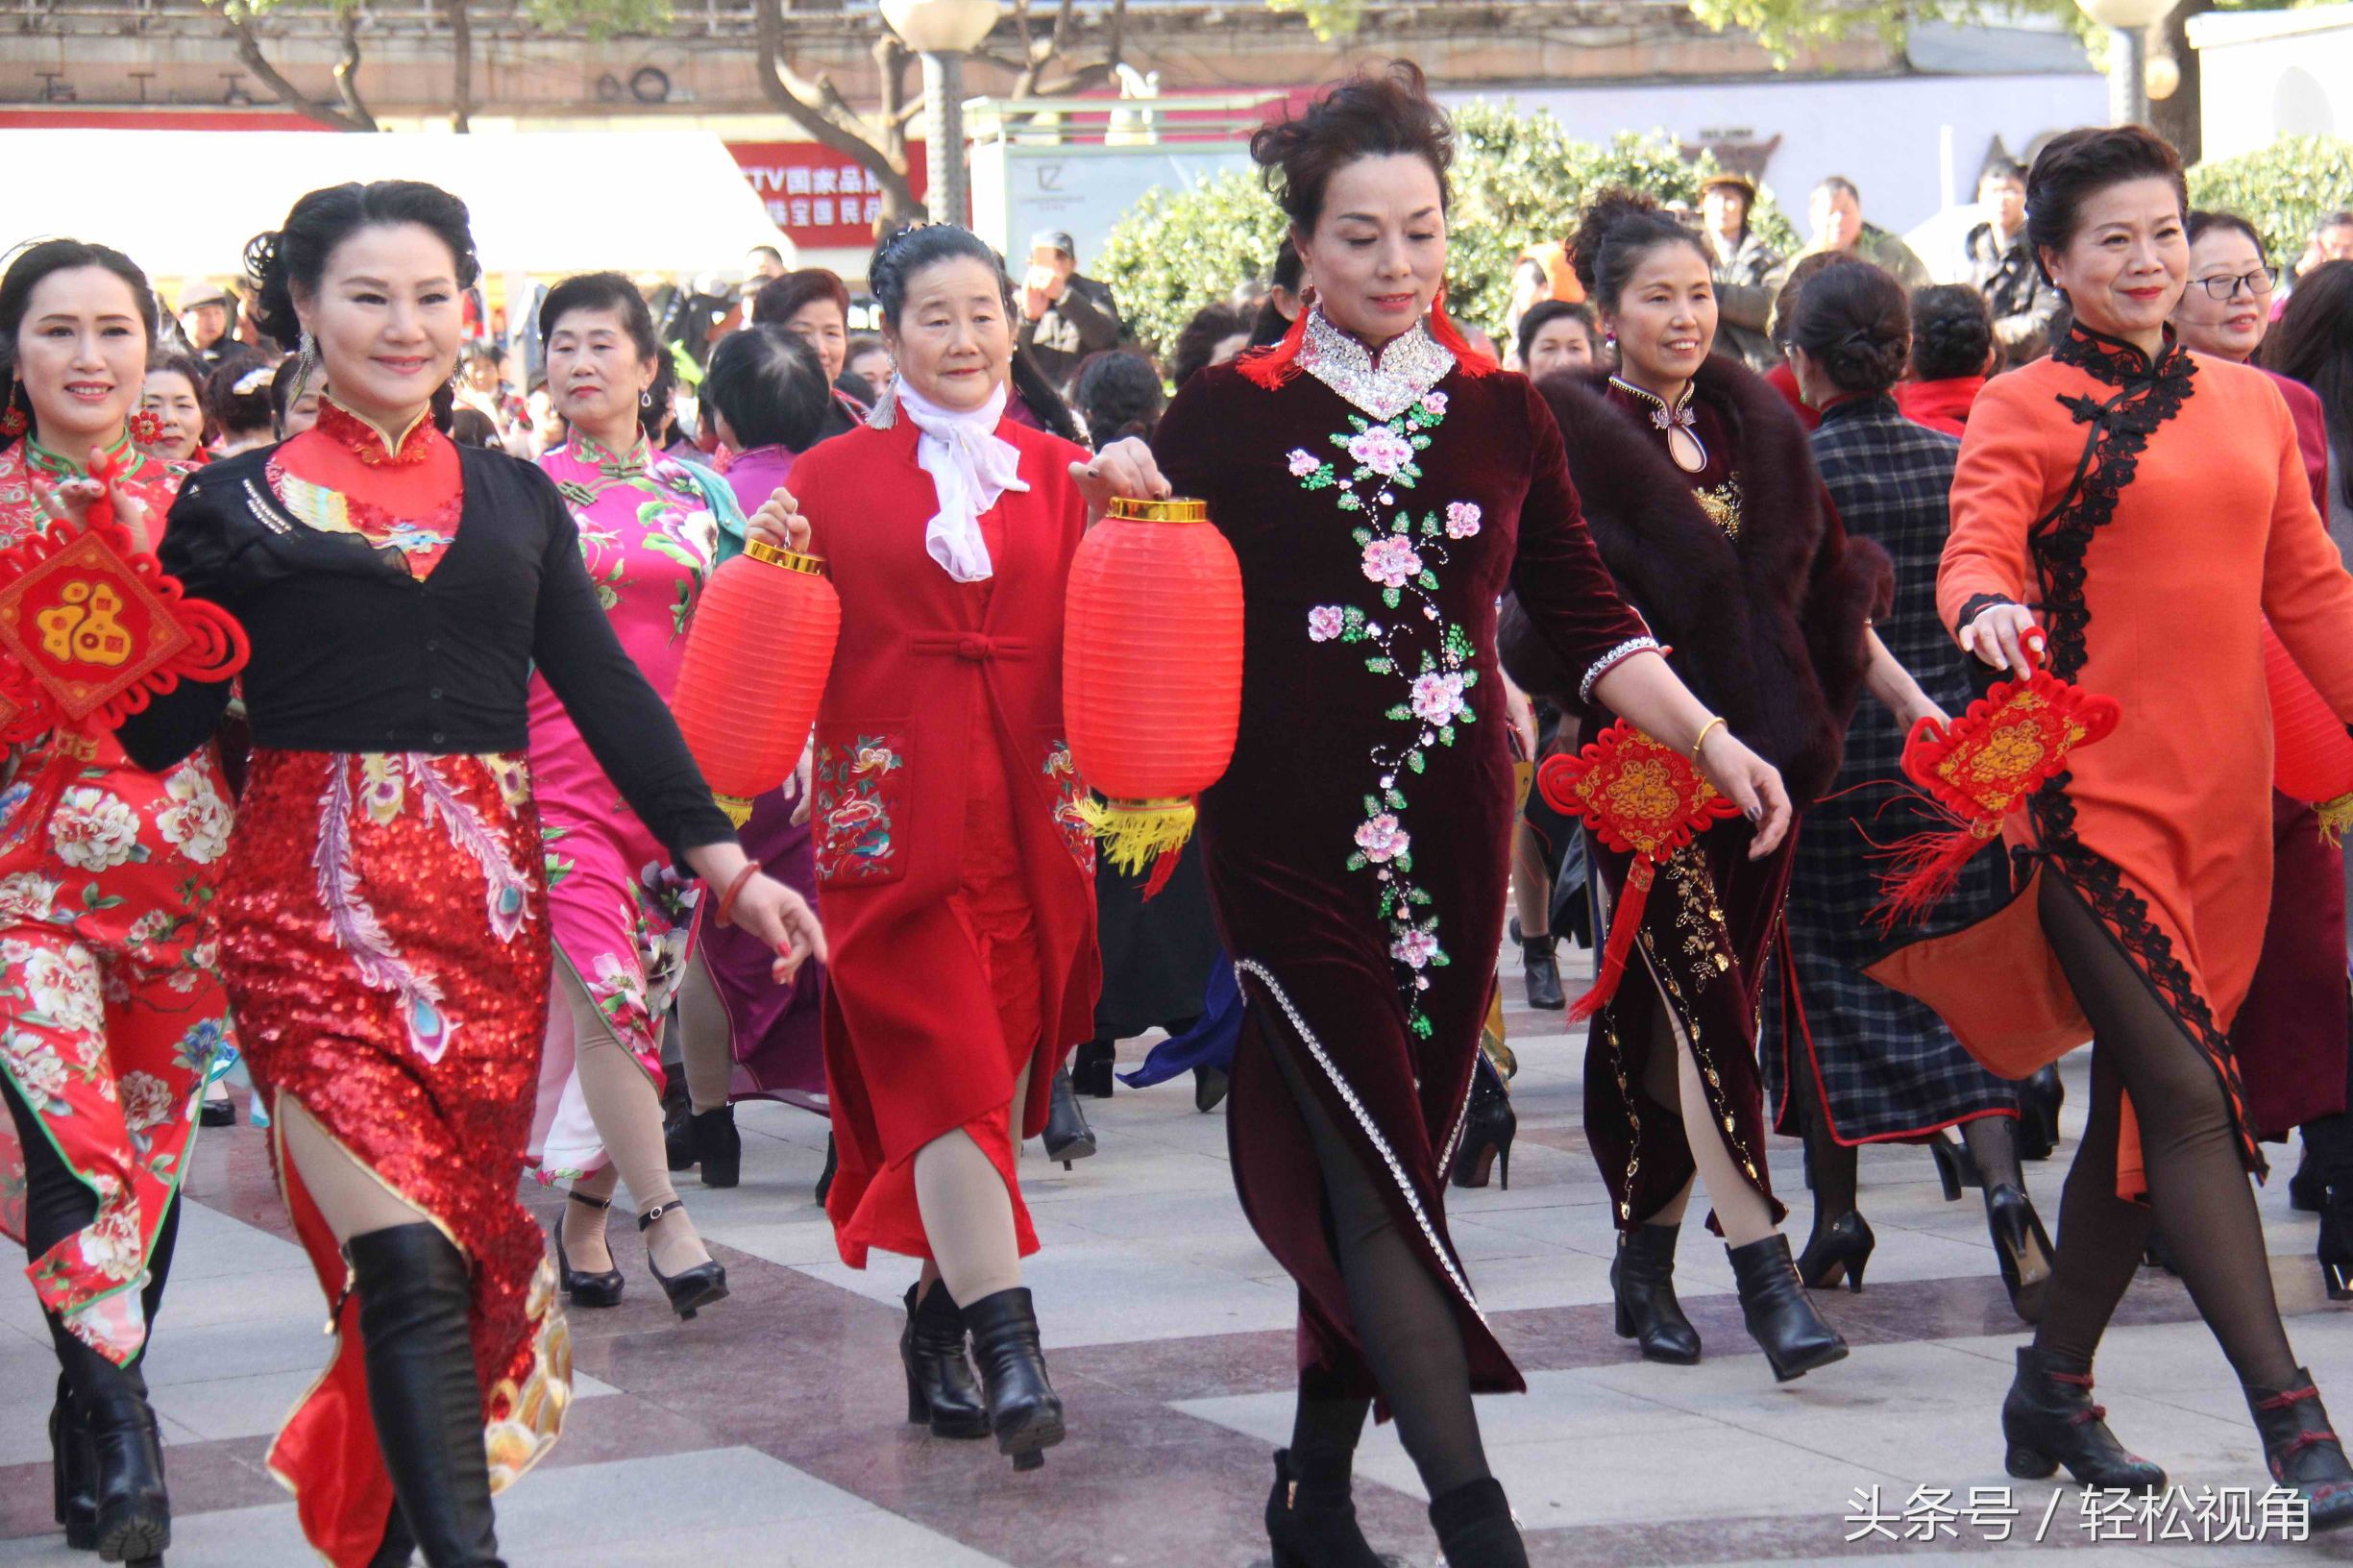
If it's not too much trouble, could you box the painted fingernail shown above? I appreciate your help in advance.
[1745,804,1762,822]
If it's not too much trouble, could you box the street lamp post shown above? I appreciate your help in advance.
[880,0,1002,226]
[2071,0,2177,126]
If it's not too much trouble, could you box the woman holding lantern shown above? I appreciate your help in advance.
[1138,66,1794,1568]
[110,180,822,1568]
[0,236,237,1567]
[750,221,1156,1473]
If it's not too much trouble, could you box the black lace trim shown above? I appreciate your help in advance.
[2025,325,2260,1177]
[1955,593,2020,634]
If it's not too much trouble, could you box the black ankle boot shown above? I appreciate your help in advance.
[1264,1447,1398,1568]
[2000,1346,2166,1491]
[54,1329,168,1565]
[1449,1054,1516,1191]
[902,1282,990,1439]
[815,1133,838,1206]
[1427,1476,1528,1568]
[961,1286,1065,1470]
[663,1087,697,1173]
[1727,1235,1848,1383]
[1042,1066,1097,1168]
[348,1224,506,1568]
[50,1371,96,1551]
[2017,1066,2063,1162]
[2246,1369,2353,1531]
[1071,1039,1117,1099]
[1612,1223,1701,1365]
[2320,1183,2353,1302]
[691,1106,741,1188]
[1510,918,1564,1013]
[1795,1211,1875,1293]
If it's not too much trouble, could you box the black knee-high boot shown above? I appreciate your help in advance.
[348,1224,504,1568]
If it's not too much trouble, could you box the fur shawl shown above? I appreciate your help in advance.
[1502,355,1892,806]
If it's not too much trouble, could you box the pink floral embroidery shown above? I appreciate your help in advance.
[1420,391,1448,417]
[1409,672,1469,725]
[1360,536,1423,589]
[1354,815,1409,864]
[1389,928,1441,968]
[1444,502,1482,539]
[1287,449,1321,478]
[1307,606,1346,643]
[1346,425,1415,477]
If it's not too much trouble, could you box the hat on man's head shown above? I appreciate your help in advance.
[179,282,233,312]
[1698,172,1757,205]
[1029,229,1078,258]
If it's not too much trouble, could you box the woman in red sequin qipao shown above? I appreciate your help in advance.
[0,238,237,1566]
[116,182,822,1568]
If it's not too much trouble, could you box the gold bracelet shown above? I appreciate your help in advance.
[1691,716,1728,762]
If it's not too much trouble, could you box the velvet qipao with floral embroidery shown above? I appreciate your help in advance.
[1152,311,1654,1397]
[0,433,235,1368]
[525,433,743,1181]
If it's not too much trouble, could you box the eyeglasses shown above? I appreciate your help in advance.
[2194,267,2282,301]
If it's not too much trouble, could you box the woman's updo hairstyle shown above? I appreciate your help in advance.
[539,271,661,364]
[868,224,1002,331]
[1788,261,1910,396]
[1249,61,1454,232]
[1909,284,1995,381]
[1569,188,1709,314]
[2023,126,2187,286]
[0,239,159,450]
[243,180,481,351]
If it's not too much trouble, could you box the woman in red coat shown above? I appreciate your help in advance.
[757,224,1152,1471]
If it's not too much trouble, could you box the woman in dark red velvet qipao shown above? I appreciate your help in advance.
[1140,70,1795,1568]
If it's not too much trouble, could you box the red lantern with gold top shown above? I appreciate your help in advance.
[2264,620,2353,841]
[1063,495,1243,879]
[672,539,840,825]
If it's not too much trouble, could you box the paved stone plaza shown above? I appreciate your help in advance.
[2,950,2348,1567]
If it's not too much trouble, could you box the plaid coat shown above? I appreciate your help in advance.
[1762,394,2019,1141]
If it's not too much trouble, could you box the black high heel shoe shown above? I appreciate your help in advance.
[2321,1184,2353,1302]
[1727,1235,1848,1382]
[1612,1223,1701,1364]
[1263,1448,1403,1568]
[689,1105,741,1188]
[1928,1134,1980,1201]
[50,1372,95,1551]
[1042,1066,1097,1168]
[1071,1039,1117,1100]
[553,1189,624,1309]
[2292,1144,2327,1213]
[638,1201,728,1319]
[2246,1370,2353,1531]
[1984,1184,2053,1323]
[2016,1066,2063,1162]
[814,1134,838,1206]
[902,1281,990,1439]
[962,1286,1064,1470]
[2000,1346,2165,1490]
[1795,1211,1875,1292]
[1449,1053,1515,1190]
[1193,1064,1230,1114]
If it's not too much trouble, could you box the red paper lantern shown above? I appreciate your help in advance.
[2264,620,2353,839]
[1063,496,1243,875]
[672,540,840,823]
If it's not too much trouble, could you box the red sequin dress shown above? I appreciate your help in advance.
[210,403,565,1560]
[0,432,235,1366]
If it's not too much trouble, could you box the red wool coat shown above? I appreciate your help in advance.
[789,412,1103,1266]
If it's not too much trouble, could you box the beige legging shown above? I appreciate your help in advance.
[552,959,707,1276]
[1631,950,1777,1248]
[912,1058,1035,1307]
[674,953,735,1116]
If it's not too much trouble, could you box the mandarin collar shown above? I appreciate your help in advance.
[1298,308,1456,422]
[23,428,135,481]
[568,429,653,479]
[317,395,438,467]
[2052,322,2193,389]
[1817,391,1899,427]
[1607,376,1698,431]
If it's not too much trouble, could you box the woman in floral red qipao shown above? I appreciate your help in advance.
[1136,67,1795,1568]
[0,237,238,1567]
[114,182,823,1568]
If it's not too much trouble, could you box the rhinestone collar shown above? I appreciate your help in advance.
[1608,375,1698,432]
[1297,308,1456,422]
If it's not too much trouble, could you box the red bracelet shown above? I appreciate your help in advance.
[716,859,763,928]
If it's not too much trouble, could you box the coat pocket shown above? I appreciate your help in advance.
[813,727,910,889]
[1039,732,1095,876]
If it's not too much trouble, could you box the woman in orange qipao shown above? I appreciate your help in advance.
[1927,128,2353,1523]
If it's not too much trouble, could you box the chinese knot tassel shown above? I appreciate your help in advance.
[1571,858,1651,1020]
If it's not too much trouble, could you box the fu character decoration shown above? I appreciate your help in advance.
[671,537,843,830]
[1063,495,1244,895]
[0,445,248,867]
[1535,722,1740,1019]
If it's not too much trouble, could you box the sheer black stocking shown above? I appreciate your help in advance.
[1287,1359,1374,1485]
[1796,1056,1859,1241]
[1963,1113,2025,1194]
[1264,1033,1491,1499]
[2034,874,2298,1387]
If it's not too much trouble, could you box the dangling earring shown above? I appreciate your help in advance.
[294,329,320,399]
[130,409,164,445]
[640,388,654,409]
[0,383,25,439]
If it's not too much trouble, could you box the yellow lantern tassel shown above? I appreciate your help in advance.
[1078,796,1196,875]
[2317,792,2353,847]
[714,793,755,830]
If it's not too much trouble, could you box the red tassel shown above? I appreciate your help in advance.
[1870,821,2000,934]
[1568,859,1654,1020]
[1140,843,1182,902]
[0,748,82,878]
[1427,283,1498,379]
[1236,305,1311,390]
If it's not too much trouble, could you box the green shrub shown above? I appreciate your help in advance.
[2188,135,2353,263]
[1098,103,1797,357]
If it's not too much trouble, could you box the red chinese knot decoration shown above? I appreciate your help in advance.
[671,539,842,827]
[1535,722,1739,1019]
[2262,621,2353,843]
[1872,649,2120,930]
[1063,495,1243,894]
